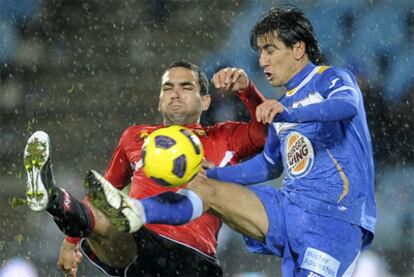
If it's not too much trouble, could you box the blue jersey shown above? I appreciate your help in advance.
[208,62,376,235]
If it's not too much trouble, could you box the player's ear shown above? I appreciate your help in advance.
[201,94,211,111]
[157,90,165,111]
[157,98,161,112]
[294,41,306,61]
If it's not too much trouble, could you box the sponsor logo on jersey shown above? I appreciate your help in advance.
[193,129,206,136]
[301,247,340,277]
[329,78,340,89]
[62,189,71,211]
[285,131,314,178]
[139,130,149,139]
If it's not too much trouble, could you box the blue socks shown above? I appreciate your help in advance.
[141,189,203,225]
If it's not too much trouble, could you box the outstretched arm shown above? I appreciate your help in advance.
[206,152,282,185]
[207,125,282,185]
[256,91,357,124]
[256,68,360,124]
[276,90,357,122]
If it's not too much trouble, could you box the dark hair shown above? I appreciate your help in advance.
[250,6,324,65]
[164,60,209,95]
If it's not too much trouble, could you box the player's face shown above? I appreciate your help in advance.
[257,32,307,87]
[158,67,210,126]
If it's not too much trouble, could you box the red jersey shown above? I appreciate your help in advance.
[104,82,266,256]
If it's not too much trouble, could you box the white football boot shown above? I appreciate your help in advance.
[23,131,56,212]
[84,170,145,233]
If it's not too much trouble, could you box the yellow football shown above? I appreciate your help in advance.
[142,125,204,187]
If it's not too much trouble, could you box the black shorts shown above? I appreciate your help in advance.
[81,227,223,277]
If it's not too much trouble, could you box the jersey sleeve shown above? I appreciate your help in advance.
[276,67,359,123]
[104,130,133,190]
[218,81,267,160]
[207,125,282,185]
[236,80,266,121]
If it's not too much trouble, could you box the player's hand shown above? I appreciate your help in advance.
[197,159,215,180]
[202,159,215,170]
[256,99,285,123]
[58,239,83,277]
[189,173,208,186]
[212,68,249,92]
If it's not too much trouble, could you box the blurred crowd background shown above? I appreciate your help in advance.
[0,0,413,276]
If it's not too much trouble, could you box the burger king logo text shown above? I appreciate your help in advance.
[285,131,314,178]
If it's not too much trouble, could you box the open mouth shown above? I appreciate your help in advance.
[264,72,273,80]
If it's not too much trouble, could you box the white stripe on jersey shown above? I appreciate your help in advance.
[273,122,299,135]
[292,92,324,108]
[263,152,276,165]
[327,85,357,98]
[218,151,235,167]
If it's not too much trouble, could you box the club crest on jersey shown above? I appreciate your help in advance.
[285,131,314,178]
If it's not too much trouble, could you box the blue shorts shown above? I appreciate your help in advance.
[245,185,365,277]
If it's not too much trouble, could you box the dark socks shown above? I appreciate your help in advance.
[46,188,94,237]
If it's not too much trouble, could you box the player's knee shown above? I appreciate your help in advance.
[87,235,136,268]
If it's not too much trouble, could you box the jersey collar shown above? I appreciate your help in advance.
[184,123,203,130]
[161,123,202,130]
[163,123,206,136]
[285,62,316,93]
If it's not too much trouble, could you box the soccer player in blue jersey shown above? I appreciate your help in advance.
[86,6,376,276]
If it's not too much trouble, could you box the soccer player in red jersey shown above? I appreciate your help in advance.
[23,60,267,276]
